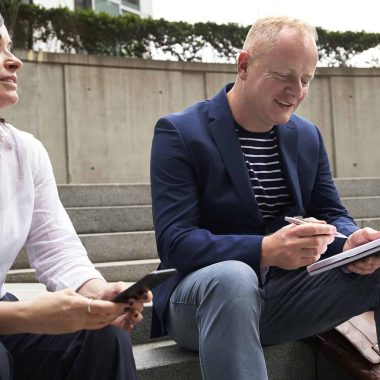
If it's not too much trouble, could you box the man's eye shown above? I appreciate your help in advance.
[274,73,288,81]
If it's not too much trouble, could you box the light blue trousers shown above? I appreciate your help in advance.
[166,260,380,380]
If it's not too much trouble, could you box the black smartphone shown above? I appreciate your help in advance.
[111,268,177,303]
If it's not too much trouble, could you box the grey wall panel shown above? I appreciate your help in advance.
[297,77,335,173]
[2,50,380,183]
[65,65,204,183]
[330,76,380,177]
[205,72,236,99]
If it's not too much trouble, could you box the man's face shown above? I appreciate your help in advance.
[239,27,318,131]
[0,24,22,110]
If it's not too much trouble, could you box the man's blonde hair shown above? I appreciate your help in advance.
[243,16,318,58]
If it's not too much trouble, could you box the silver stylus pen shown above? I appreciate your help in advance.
[284,216,348,238]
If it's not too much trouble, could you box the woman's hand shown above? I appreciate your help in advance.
[0,280,154,335]
[103,282,153,332]
[0,288,128,335]
[78,279,153,332]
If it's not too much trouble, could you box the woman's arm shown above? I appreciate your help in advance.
[0,280,152,335]
[0,289,127,334]
[25,138,104,291]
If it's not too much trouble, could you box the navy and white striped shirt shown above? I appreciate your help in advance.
[236,125,294,221]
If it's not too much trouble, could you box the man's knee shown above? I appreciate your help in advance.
[203,260,260,301]
[197,262,262,342]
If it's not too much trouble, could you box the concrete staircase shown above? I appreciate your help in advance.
[7,177,380,379]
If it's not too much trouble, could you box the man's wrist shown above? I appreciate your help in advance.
[261,236,272,267]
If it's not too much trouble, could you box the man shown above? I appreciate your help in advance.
[150,16,380,379]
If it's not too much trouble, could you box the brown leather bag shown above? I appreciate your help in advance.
[305,312,380,379]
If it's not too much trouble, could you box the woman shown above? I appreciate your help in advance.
[0,13,151,380]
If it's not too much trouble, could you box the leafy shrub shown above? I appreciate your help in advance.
[1,0,379,66]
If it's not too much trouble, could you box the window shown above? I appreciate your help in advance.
[75,0,92,9]
[121,0,140,10]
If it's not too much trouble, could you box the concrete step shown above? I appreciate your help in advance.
[65,201,378,235]
[341,196,380,219]
[58,183,151,207]
[10,215,380,273]
[133,340,352,380]
[79,231,157,262]
[12,231,157,269]
[335,177,380,197]
[56,180,380,235]
[4,283,48,300]
[6,259,160,283]
[66,205,153,234]
[56,178,380,207]
[355,217,380,230]
[94,259,159,282]
[134,340,200,379]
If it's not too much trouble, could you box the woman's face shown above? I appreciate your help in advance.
[0,24,22,110]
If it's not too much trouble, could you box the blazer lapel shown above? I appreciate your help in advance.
[277,121,303,209]
[208,86,264,223]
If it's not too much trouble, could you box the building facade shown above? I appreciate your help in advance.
[31,0,153,17]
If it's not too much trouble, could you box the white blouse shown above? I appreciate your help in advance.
[0,122,104,298]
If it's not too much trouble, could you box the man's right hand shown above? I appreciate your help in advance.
[261,221,336,269]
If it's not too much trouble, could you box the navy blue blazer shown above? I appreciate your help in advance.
[150,84,358,337]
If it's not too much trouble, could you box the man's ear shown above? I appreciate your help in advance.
[237,51,251,80]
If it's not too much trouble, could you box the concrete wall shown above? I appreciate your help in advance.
[2,50,380,183]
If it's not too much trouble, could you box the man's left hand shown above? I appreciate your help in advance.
[344,227,380,275]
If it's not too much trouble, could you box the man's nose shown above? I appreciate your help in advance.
[287,79,304,98]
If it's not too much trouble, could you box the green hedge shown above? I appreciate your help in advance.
[1,0,379,66]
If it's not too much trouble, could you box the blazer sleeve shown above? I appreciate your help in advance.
[150,117,263,277]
